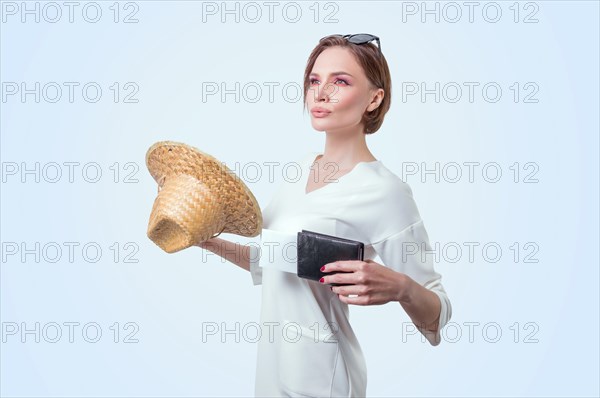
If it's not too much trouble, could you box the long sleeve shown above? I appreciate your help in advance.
[249,242,263,285]
[371,219,452,346]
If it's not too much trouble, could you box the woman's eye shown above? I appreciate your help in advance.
[309,78,348,85]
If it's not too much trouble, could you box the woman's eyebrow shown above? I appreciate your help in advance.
[309,71,354,78]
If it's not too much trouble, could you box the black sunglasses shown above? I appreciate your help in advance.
[320,33,382,56]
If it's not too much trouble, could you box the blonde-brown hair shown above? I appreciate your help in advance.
[303,35,392,135]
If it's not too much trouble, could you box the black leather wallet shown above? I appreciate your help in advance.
[297,229,365,286]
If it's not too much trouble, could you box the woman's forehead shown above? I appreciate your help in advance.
[312,47,363,76]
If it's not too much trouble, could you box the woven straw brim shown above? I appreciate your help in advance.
[146,141,262,252]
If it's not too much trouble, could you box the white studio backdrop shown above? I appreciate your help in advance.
[1,1,599,397]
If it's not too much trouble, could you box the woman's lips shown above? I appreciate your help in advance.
[311,109,331,118]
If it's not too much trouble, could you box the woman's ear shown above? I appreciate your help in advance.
[367,89,385,112]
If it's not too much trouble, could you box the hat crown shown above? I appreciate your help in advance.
[147,174,226,253]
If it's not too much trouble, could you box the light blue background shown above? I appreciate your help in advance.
[1,1,598,397]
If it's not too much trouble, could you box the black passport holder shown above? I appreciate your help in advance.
[297,229,364,286]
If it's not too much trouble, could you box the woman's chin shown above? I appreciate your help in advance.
[310,121,329,132]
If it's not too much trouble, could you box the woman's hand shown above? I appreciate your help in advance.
[321,260,443,336]
[320,259,412,305]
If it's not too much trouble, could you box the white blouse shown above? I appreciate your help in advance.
[248,152,452,397]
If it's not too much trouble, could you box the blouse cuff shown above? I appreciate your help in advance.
[248,244,263,286]
[415,288,452,346]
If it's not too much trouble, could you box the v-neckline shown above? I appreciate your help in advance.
[303,153,380,196]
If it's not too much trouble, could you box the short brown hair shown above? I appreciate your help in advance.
[303,35,392,135]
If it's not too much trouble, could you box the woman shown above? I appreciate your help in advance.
[198,34,452,397]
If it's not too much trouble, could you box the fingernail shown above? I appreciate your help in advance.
[320,266,325,272]
[319,277,324,283]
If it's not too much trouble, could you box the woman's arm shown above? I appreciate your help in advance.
[397,275,442,334]
[196,238,252,272]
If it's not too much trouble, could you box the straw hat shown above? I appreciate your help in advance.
[145,140,262,253]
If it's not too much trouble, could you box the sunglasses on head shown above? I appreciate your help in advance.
[320,33,382,56]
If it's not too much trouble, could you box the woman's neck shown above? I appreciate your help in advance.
[318,128,377,168]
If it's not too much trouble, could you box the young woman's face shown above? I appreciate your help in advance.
[306,46,378,133]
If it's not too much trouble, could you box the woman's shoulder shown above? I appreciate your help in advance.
[360,160,414,198]
[353,162,422,237]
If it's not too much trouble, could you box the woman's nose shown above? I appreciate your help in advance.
[316,83,332,102]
